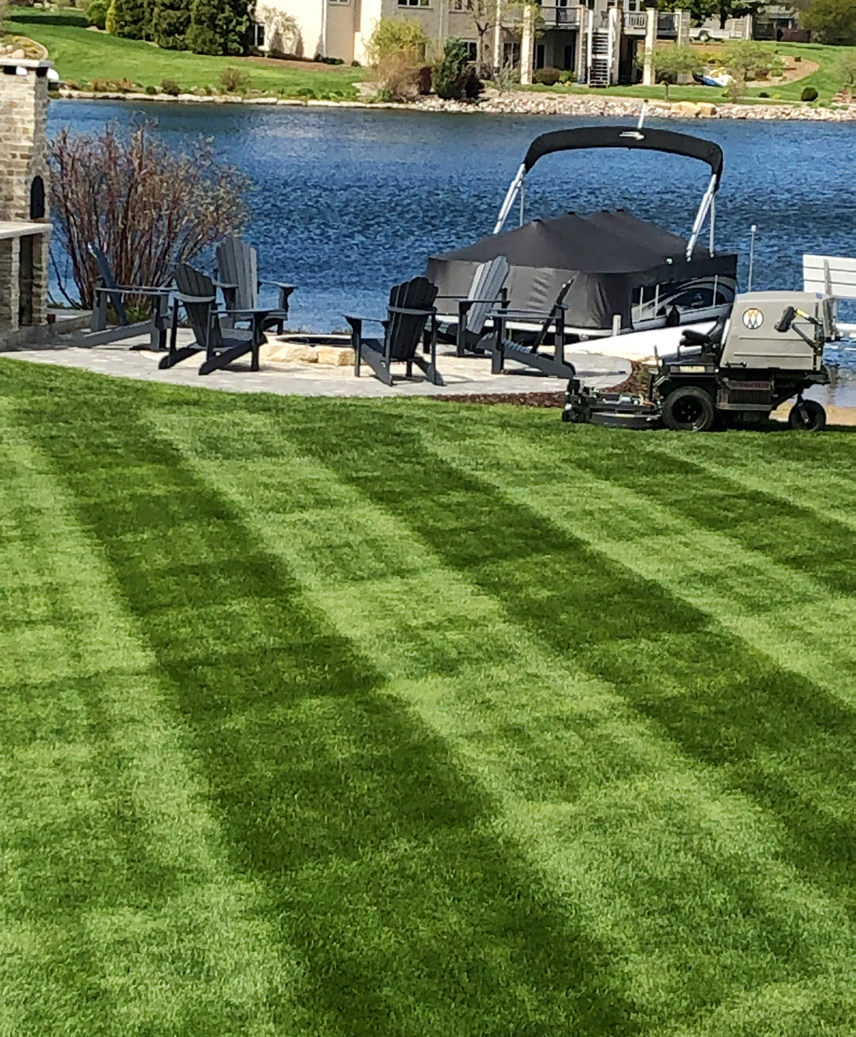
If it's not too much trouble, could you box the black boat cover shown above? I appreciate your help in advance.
[522,127,724,187]
[426,210,737,331]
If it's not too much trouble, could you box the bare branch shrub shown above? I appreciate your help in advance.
[50,123,250,308]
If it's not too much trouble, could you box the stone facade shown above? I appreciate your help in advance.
[0,59,52,339]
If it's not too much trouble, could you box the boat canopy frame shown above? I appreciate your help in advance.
[492,126,725,260]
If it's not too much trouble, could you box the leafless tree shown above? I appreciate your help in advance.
[51,123,250,308]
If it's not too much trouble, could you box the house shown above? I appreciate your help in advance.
[253,0,698,87]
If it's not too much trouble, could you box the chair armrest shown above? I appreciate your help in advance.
[177,292,217,305]
[213,280,238,290]
[259,280,295,291]
[344,314,386,325]
[387,306,437,317]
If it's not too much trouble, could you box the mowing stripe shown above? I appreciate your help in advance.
[153,405,856,1036]
[426,425,856,704]
[12,381,644,1037]
[547,425,856,600]
[647,433,856,537]
[0,417,304,1037]
[418,422,856,907]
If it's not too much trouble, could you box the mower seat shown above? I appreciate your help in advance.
[680,313,728,350]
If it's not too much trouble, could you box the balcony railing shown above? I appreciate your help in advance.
[621,11,676,32]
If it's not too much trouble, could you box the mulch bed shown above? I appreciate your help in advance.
[429,363,652,408]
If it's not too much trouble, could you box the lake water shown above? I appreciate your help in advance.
[48,100,856,377]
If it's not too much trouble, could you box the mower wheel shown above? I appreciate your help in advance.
[788,399,826,431]
[661,386,716,432]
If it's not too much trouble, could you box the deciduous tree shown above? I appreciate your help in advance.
[653,43,704,99]
[803,0,856,45]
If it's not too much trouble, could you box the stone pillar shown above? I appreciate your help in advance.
[642,3,657,86]
[0,59,53,331]
[675,8,690,45]
[0,239,20,330]
[520,3,535,85]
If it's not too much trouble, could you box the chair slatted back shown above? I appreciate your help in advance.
[385,277,438,361]
[174,263,222,351]
[465,256,509,335]
[88,243,129,326]
[216,236,259,311]
[533,279,575,350]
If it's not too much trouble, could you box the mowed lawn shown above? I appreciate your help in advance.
[4,358,856,1036]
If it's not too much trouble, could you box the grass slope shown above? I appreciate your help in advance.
[3,359,856,1036]
[6,8,365,98]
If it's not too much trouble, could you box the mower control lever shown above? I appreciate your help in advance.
[775,306,796,333]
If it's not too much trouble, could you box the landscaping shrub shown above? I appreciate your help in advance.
[433,38,471,99]
[365,16,430,101]
[532,65,562,86]
[219,65,252,93]
[89,77,136,92]
[758,90,769,97]
[145,84,157,94]
[159,76,181,95]
[801,85,819,101]
[51,123,249,309]
[187,0,249,55]
[150,0,190,50]
[86,0,109,30]
[105,0,151,40]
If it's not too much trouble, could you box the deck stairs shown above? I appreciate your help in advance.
[588,30,611,86]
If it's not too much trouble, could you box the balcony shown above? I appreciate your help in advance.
[538,4,582,28]
[622,11,676,34]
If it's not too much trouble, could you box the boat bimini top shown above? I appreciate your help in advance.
[493,125,725,259]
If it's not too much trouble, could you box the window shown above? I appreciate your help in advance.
[450,0,466,9]
[398,0,431,7]
[253,22,265,47]
[328,0,350,5]
[503,41,520,66]
[461,40,478,61]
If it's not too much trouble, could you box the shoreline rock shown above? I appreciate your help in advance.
[54,88,856,122]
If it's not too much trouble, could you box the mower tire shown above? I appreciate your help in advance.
[661,386,716,432]
[788,399,826,432]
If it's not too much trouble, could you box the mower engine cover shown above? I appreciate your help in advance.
[720,292,827,372]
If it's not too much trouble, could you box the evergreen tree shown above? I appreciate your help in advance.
[151,0,191,50]
[187,0,250,55]
[107,0,152,39]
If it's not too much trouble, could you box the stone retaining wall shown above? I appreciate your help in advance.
[56,88,856,122]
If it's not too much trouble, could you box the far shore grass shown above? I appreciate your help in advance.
[527,42,849,105]
[5,6,848,106]
[6,7,367,99]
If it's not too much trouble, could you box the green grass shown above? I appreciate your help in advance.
[3,358,856,1035]
[527,42,849,104]
[5,7,365,98]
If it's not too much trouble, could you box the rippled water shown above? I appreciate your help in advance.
[49,100,856,385]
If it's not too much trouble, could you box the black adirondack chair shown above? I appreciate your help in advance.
[489,280,577,380]
[346,277,443,387]
[159,263,268,375]
[435,256,510,357]
[86,244,172,349]
[215,236,295,333]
